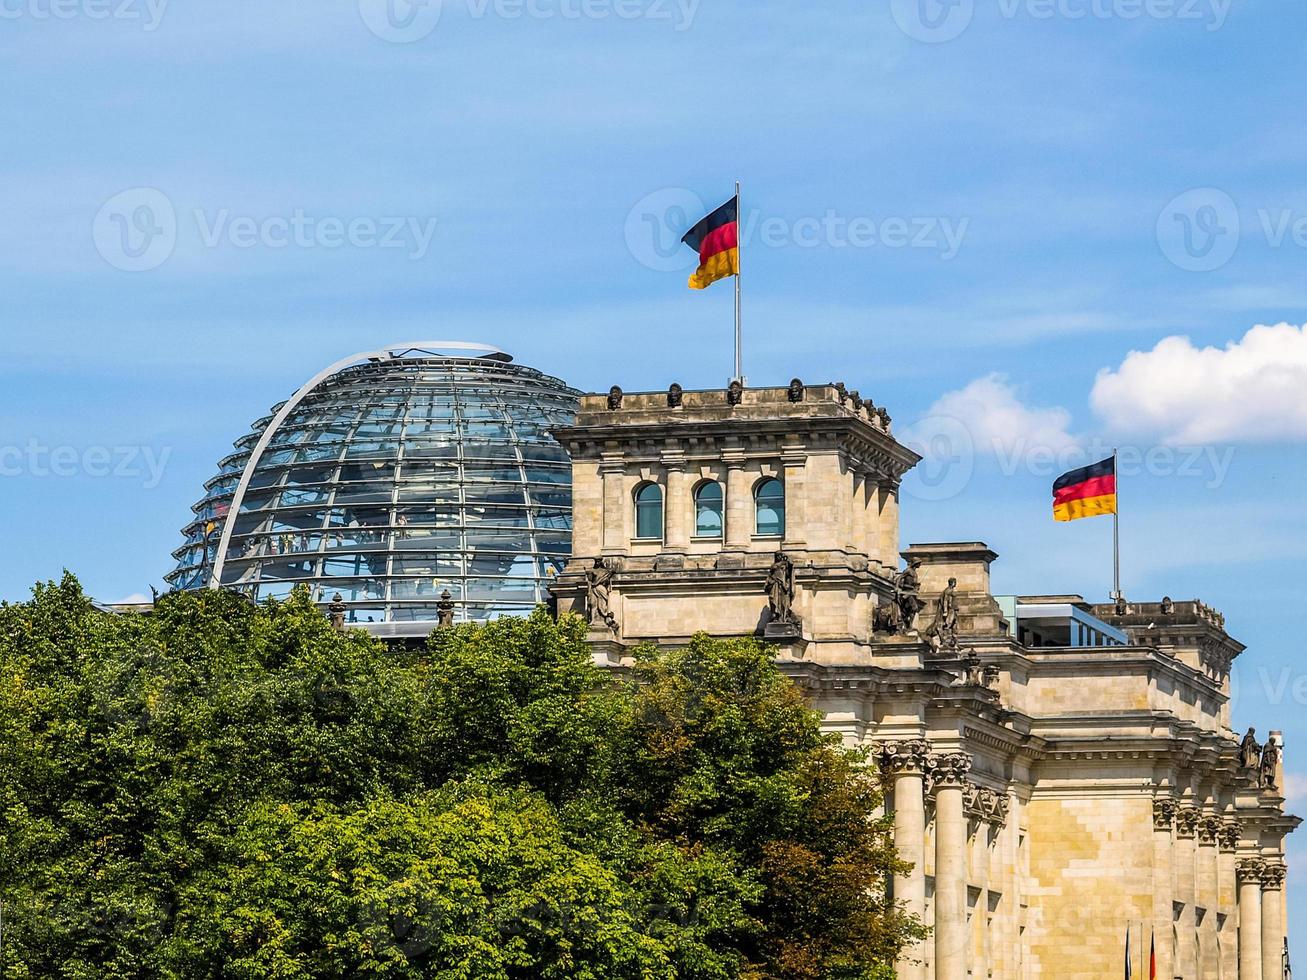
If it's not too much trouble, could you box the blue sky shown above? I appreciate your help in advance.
[3,0,1307,942]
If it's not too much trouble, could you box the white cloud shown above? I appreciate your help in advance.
[1090,323,1307,444]
[109,593,152,605]
[1284,771,1307,807]
[924,373,1079,459]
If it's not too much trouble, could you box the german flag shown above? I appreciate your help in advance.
[1053,456,1117,522]
[683,196,739,290]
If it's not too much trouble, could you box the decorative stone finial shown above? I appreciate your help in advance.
[436,589,455,629]
[328,592,346,631]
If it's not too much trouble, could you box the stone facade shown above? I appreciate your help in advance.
[550,382,1299,980]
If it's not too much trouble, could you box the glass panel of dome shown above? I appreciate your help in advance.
[280,487,330,506]
[524,467,568,485]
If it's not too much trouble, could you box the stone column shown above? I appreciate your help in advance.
[1261,864,1285,980]
[1176,805,1201,980]
[1198,816,1221,980]
[880,740,933,980]
[779,447,807,550]
[723,456,750,551]
[968,787,1002,980]
[1153,799,1178,980]
[877,482,900,567]
[663,463,689,553]
[1238,859,1265,980]
[934,753,972,980]
[599,457,627,555]
[1219,822,1242,980]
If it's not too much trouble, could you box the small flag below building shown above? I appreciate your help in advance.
[1053,456,1118,523]
[682,195,739,290]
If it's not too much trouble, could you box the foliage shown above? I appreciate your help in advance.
[0,575,923,979]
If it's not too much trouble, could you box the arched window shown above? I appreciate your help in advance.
[694,481,723,538]
[634,482,664,540]
[754,478,785,537]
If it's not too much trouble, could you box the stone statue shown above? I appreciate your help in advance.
[667,383,683,407]
[930,577,961,652]
[1160,596,1175,615]
[787,378,804,402]
[1114,594,1128,616]
[876,406,891,428]
[1240,728,1260,770]
[765,552,798,626]
[850,390,863,411]
[607,385,624,410]
[1260,738,1280,791]
[585,558,619,632]
[727,380,744,406]
[832,382,848,405]
[149,585,160,604]
[328,593,347,631]
[896,560,925,633]
[436,589,455,629]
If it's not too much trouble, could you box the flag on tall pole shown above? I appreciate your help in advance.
[1053,451,1123,601]
[1125,925,1133,980]
[682,186,744,382]
[1150,930,1157,980]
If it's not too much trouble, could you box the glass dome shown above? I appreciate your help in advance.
[165,343,579,633]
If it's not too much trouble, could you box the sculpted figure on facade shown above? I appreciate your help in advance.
[1240,727,1261,770]
[787,378,804,402]
[667,383,683,408]
[765,552,799,627]
[607,385,624,410]
[895,560,926,633]
[585,558,619,632]
[727,380,744,406]
[1260,737,1280,791]
[929,577,961,652]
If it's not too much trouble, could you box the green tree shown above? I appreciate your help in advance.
[0,575,922,979]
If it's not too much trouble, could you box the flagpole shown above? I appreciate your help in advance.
[734,179,742,384]
[1113,447,1121,601]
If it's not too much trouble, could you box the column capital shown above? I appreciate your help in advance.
[1237,858,1268,883]
[878,738,934,776]
[932,752,973,788]
[1260,863,1286,890]
[1219,819,1242,852]
[1176,804,1201,839]
[1153,797,1177,831]
[1197,815,1223,846]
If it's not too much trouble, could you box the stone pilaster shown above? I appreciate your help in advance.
[1197,816,1221,980]
[1176,804,1201,980]
[1238,859,1266,980]
[599,456,627,554]
[933,753,972,980]
[1218,821,1241,980]
[1261,864,1285,980]
[663,462,689,553]
[880,740,933,980]
[723,456,749,551]
[1152,798,1178,980]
